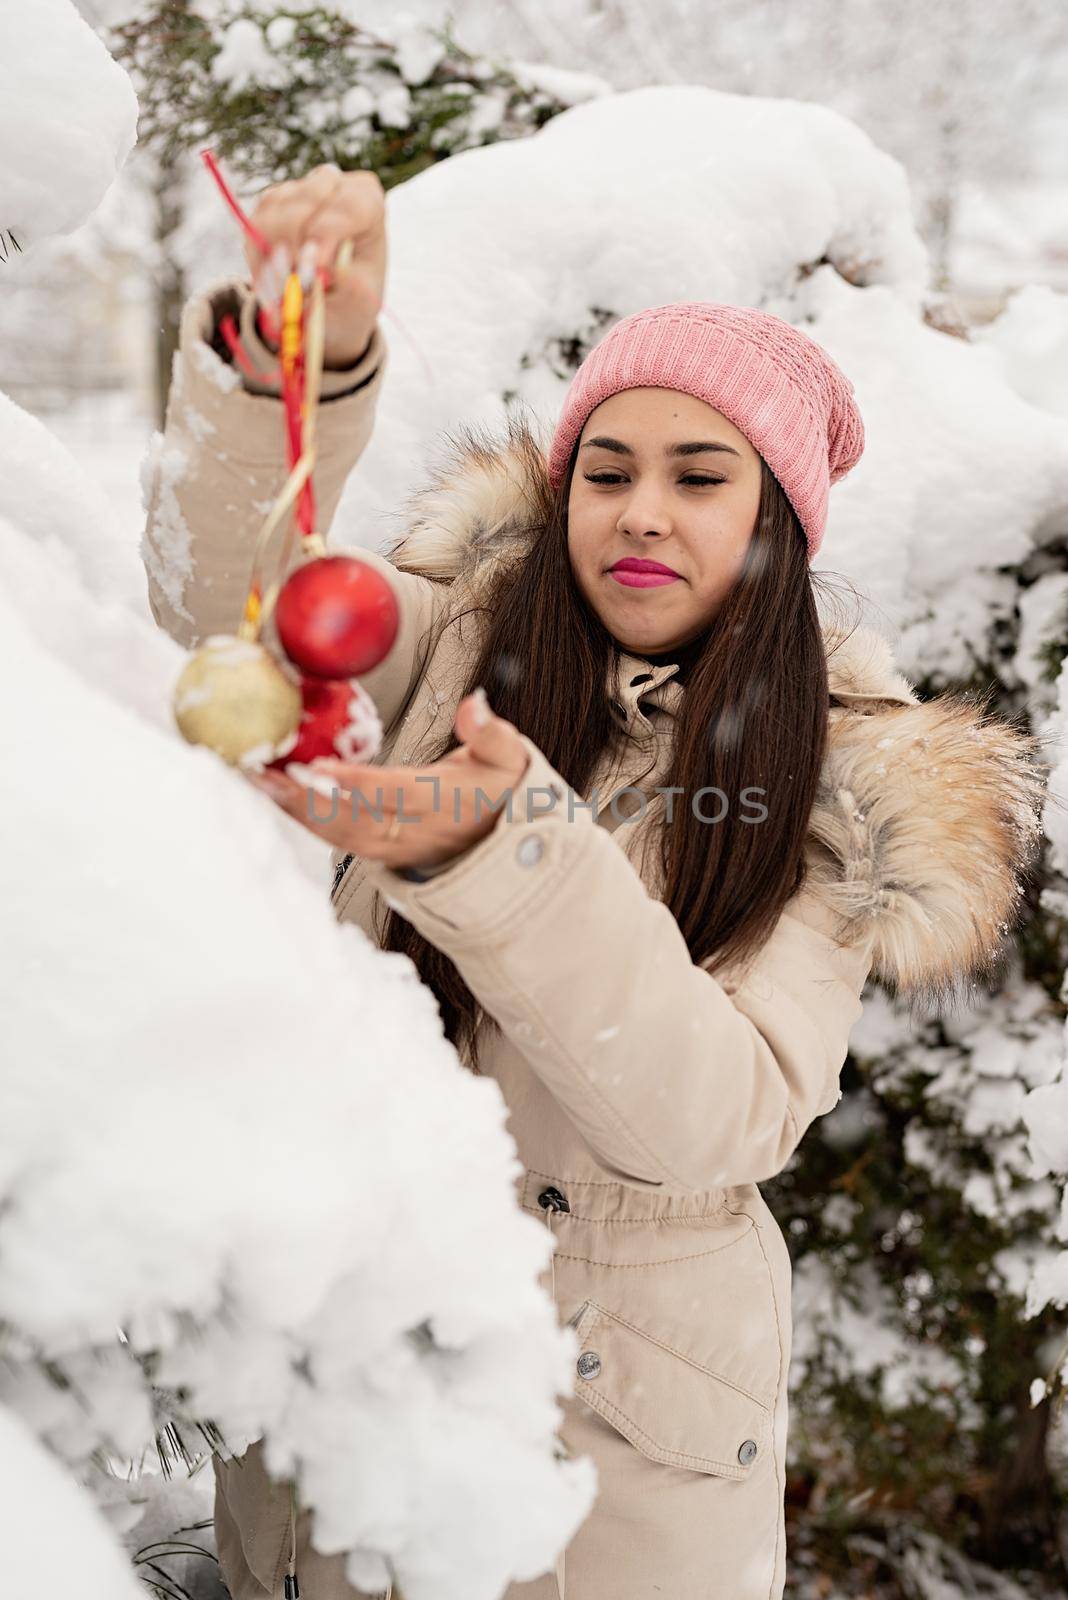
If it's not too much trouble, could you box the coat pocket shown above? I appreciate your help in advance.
[568,1300,772,1481]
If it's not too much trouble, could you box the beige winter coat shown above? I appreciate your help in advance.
[143,278,1044,1600]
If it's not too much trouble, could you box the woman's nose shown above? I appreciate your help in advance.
[617,490,672,538]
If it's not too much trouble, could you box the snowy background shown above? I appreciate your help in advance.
[3,2,1068,1598]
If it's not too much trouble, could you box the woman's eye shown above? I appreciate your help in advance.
[582,472,725,487]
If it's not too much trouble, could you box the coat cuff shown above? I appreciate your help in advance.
[236,283,382,402]
[363,735,596,941]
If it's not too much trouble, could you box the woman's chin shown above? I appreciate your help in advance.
[584,584,689,656]
[609,629,677,656]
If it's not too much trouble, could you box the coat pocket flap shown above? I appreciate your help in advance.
[569,1300,772,1480]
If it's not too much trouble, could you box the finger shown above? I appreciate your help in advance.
[243,765,301,810]
[243,221,292,297]
[293,774,450,864]
[295,175,375,272]
[256,167,343,229]
[304,176,385,274]
[249,165,344,265]
[246,180,303,269]
[244,766,409,855]
[453,690,529,776]
[308,758,430,814]
[304,211,377,281]
[286,762,436,841]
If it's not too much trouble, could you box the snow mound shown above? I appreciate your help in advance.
[0,0,138,251]
[0,490,596,1596]
[973,284,1068,418]
[0,1407,144,1600]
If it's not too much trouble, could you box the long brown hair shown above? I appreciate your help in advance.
[375,419,858,1070]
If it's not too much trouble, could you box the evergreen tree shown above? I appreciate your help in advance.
[110,1,600,422]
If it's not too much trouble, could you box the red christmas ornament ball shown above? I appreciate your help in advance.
[275,555,399,679]
[267,676,383,770]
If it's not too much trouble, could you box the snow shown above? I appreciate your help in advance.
[854,976,1065,1233]
[0,9,595,1593]
[509,60,611,104]
[0,493,596,1595]
[791,1256,978,1423]
[7,433,586,1600]
[139,435,195,624]
[0,387,149,613]
[378,81,415,130]
[1015,571,1068,704]
[335,681,385,761]
[212,16,289,93]
[0,1407,144,1600]
[390,15,447,85]
[202,632,267,664]
[341,82,376,123]
[804,277,1066,680]
[0,399,596,1594]
[1040,661,1068,885]
[1026,1074,1068,1186]
[189,337,242,395]
[0,0,137,253]
[265,14,297,49]
[973,283,1068,416]
[954,180,1068,301]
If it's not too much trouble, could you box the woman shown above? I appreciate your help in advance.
[142,168,1045,1600]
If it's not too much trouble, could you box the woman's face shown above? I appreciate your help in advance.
[566,387,763,656]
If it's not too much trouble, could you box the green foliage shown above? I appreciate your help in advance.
[756,557,1068,1594]
[767,984,1067,1590]
[111,1,582,189]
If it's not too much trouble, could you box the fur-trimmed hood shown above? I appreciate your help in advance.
[384,417,1047,1013]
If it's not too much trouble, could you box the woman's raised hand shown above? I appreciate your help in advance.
[243,164,387,368]
[243,690,534,872]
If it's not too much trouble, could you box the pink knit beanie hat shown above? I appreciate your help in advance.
[546,302,865,559]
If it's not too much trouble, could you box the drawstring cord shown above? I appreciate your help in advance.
[542,1206,566,1600]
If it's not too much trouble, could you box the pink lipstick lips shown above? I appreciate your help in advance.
[609,557,680,589]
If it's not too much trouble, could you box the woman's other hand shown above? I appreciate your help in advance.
[243,164,387,368]
[243,689,533,870]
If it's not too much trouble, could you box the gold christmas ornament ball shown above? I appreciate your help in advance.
[173,635,302,766]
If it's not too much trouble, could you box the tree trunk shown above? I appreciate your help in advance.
[154,152,187,431]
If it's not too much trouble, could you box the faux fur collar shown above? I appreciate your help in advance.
[384,418,1046,1012]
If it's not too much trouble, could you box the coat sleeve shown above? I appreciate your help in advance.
[140,275,449,739]
[363,736,876,1193]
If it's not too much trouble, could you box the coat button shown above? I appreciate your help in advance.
[516,836,544,867]
[737,1438,758,1465]
[577,1351,601,1380]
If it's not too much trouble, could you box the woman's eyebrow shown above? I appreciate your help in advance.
[581,435,742,459]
